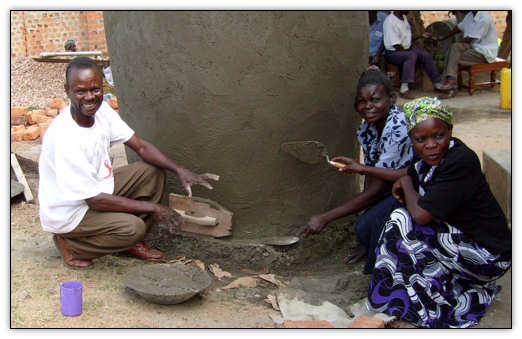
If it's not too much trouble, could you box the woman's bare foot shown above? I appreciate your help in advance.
[343,244,366,264]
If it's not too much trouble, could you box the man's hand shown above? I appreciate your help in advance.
[299,215,327,236]
[332,156,365,174]
[152,204,184,234]
[177,169,219,198]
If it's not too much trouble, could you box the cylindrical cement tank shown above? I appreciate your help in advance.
[103,11,367,240]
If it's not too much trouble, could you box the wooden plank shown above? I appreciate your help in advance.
[10,153,34,202]
[169,193,232,238]
[32,56,109,64]
[39,51,103,57]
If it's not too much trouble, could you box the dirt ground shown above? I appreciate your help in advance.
[9,56,512,328]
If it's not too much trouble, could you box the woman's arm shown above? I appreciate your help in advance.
[331,156,408,182]
[300,175,389,235]
[392,176,434,225]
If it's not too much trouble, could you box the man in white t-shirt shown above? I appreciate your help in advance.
[435,11,499,97]
[382,10,444,99]
[39,57,218,269]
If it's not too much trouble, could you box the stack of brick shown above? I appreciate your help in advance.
[10,96,120,143]
[10,98,67,142]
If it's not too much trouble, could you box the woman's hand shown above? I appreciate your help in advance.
[392,177,406,204]
[299,215,327,236]
[332,156,365,174]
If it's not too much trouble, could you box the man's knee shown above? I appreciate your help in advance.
[138,162,165,181]
[121,215,147,244]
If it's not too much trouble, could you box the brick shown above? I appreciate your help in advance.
[11,114,26,126]
[108,96,118,110]
[38,122,51,143]
[47,98,67,110]
[348,316,385,329]
[26,110,50,125]
[46,108,59,117]
[11,127,26,141]
[11,107,28,117]
[11,125,25,132]
[283,320,335,328]
[22,125,40,141]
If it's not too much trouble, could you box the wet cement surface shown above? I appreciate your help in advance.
[124,263,213,305]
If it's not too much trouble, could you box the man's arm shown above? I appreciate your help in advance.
[436,26,466,42]
[85,192,182,231]
[125,134,217,197]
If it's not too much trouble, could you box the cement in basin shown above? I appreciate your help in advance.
[124,263,213,305]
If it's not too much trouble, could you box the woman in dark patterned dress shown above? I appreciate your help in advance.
[367,97,511,328]
[301,69,414,274]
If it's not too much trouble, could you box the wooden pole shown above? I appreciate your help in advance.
[11,153,34,203]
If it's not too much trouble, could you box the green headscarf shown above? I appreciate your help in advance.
[403,96,453,132]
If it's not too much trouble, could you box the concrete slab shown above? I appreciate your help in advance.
[483,149,511,225]
[11,180,25,199]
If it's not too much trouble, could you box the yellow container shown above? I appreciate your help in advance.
[500,68,511,110]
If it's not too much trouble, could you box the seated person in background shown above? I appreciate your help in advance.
[102,60,116,102]
[102,60,115,87]
[368,10,389,68]
[383,11,445,99]
[434,10,499,98]
[64,39,77,52]
[300,69,414,274]
[367,97,511,328]
[39,57,219,269]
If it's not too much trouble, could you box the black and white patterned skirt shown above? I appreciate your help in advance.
[367,208,511,328]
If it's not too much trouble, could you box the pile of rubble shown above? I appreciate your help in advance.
[10,97,119,142]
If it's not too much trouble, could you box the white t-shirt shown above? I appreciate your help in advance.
[458,11,498,63]
[383,13,412,51]
[38,101,134,233]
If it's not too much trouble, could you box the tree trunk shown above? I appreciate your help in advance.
[408,11,425,49]
[498,11,511,61]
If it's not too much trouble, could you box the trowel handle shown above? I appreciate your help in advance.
[328,160,346,169]
[174,208,218,226]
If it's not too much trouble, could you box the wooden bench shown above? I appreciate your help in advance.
[458,60,507,95]
[385,63,433,91]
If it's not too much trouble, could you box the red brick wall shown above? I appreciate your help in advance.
[10,11,107,58]
[422,11,509,39]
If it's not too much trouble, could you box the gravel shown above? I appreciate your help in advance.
[10,57,69,109]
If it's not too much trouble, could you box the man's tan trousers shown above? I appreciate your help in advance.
[443,42,488,78]
[57,162,165,260]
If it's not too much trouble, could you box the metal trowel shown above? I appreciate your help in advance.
[280,140,345,169]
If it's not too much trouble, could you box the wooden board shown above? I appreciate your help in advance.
[11,153,33,202]
[168,193,233,238]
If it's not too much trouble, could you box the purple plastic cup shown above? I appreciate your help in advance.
[60,281,83,316]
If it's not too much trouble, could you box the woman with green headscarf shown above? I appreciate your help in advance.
[367,97,511,328]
